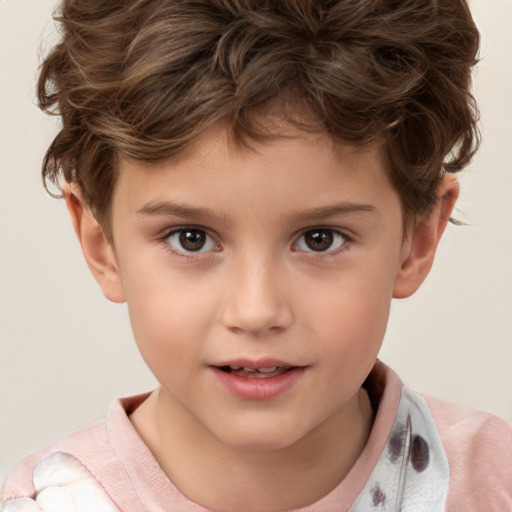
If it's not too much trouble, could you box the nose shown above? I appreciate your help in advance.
[221,254,293,336]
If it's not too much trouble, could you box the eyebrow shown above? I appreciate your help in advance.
[137,200,377,223]
[137,201,218,221]
[290,202,377,223]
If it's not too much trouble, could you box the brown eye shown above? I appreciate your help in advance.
[304,230,333,251]
[296,229,346,253]
[166,228,217,253]
[179,230,206,251]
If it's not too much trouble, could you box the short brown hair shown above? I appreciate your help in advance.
[38,0,480,232]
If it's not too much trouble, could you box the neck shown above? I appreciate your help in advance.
[130,387,373,512]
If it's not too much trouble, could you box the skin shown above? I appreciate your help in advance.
[66,122,458,512]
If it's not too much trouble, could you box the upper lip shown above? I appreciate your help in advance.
[210,358,303,370]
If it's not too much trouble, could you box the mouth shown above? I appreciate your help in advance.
[216,365,294,378]
[210,361,307,400]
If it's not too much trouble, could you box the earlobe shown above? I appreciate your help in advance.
[393,175,459,299]
[64,184,125,303]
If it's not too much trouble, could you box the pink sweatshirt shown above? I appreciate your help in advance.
[2,362,511,511]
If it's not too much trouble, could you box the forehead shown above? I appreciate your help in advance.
[110,123,403,239]
[121,121,387,183]
[117,125,387,196]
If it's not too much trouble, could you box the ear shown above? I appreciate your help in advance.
[64,184,125,303]
[393,175,459,299]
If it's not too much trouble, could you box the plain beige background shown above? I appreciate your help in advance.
[1,0,511,483]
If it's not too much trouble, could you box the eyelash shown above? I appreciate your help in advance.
[158,226,353,260]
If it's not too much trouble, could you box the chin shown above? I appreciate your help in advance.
[212,419,310,453]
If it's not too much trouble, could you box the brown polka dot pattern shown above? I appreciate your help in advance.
[411,434,430,472]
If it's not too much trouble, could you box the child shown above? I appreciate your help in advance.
[2,0,511,510]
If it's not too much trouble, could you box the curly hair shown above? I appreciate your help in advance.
[38,0,480,233]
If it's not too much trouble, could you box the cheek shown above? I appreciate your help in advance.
[305,263,396,362]
[122,270,215,369]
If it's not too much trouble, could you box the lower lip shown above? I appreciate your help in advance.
[211,367,306,401]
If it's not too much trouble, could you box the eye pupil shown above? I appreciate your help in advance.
[179,230,206,251]
[305,230,334,251]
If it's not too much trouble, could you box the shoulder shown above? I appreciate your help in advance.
[1,395,153,512]
[422,393,512,510]
[1,451,122,512]
[1,420,110,504]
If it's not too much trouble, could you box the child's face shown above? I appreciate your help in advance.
[105,123,412,450]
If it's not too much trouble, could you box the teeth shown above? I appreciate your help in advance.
[228,365,281,373]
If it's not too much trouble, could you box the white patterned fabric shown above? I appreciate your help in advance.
[349,387,450,511]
